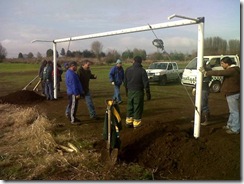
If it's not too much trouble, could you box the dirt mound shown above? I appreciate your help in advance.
[118,120,240,180]
[0,90,45,105]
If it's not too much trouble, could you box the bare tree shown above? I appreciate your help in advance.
[133,48,147,60]
[204,37,227,55]
[105,49,120,64]
[60,48,65,56]
[91,41,103,61]
[228,39,240,56]
[0,43,7,59]
[36,52,42,59]
[18,52,24,59]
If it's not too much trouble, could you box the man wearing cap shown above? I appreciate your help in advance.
[65,61,84,124]
[124,56,151,128]
[109,59,125,104]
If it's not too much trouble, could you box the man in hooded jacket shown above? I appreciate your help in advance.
[124,56,151,128]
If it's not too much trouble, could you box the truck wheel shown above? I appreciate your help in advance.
[210,81,221,93]
[159,76,167,86]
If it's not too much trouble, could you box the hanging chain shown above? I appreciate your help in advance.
[148,23,198,114]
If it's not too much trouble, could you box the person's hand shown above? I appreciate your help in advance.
[75,95,80,99]
[111,82,115,85]
[199,67,207,76]
[146,92,151,100]
[192,88,196,96]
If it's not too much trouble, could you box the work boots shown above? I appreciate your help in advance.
[125,117,142,128]
[125,117,133,128]
[201,112,210,126]
[133,119,142,128]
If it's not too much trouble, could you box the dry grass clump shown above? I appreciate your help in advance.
[0,104,56,155]
[0,104,57,179]
[0,104,104,180]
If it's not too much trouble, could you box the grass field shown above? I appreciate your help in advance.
[0,61,188,97]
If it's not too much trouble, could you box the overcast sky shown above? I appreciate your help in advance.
[0,0,240,58]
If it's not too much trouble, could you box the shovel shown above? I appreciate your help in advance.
[33,79,42,91]
[22,75,39,90]
[101,99,119,166]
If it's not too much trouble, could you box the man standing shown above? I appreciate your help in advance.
[193,62,212,126]
[200,56,240,134]
[124,56,151,128]
[38,60,47,96]
[109,59,124,104]
[65,61,84,124]
[77,60,98,120]
[43,60,54,100]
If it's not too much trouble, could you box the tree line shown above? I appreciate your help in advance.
[0,37,240,62]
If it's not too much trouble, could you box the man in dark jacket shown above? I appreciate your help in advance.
[77,60,98,120]
[43,60,54,100]
[200,56,240,134]
[38,60,47,95]
[124,56,151,128]
[109,59,124,104]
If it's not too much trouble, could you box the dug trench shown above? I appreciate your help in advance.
[0,90,240,180]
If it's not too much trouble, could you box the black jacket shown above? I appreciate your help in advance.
[77,67,96,95]
[124,62,150,92]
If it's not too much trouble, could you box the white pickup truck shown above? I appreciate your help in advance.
[181,55,240,93]
[146,62,184,85]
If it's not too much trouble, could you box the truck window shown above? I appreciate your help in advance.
[209,58,221,67]
[168,63,173,70]
[158,64,163,69]
[148,63,157,69]
[148,63,167,69]
[230,58,237,65]
[173,63,177,69]
[186,58,209,70]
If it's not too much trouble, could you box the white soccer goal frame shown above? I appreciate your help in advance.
[32,14,205,138]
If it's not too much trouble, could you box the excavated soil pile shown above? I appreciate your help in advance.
[0,90,45,105]
[118,122,240,180]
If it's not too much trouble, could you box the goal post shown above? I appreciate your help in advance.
[35,14,205,138]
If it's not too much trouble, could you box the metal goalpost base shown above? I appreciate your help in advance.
[33,14,205,138]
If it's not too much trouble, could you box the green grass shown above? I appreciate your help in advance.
[0,63,40,73]
[0,63,40,95]
[0,62,187,97]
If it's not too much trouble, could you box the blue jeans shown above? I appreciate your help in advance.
[226,93,240,132]
[65,105,69,116]
[45,80,54,100]
[113,85,122,102]
[201,90,209,114]
[85,91,96,118]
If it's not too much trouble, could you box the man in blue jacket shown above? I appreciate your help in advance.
[109,59,124,104]
[65,61,84,124]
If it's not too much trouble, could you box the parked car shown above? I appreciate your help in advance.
[181,55,240,92]
[146,62,184,85]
